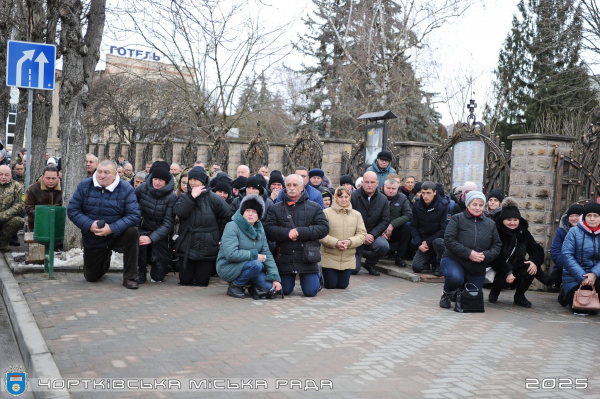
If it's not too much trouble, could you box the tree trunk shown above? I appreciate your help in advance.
[0,0,15,150]
[13,89,27,152]
[58,0,106,249]
[30,89,52,179]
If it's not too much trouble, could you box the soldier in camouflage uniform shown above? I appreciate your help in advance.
[0,165,24,251]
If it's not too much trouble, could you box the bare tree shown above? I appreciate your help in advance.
[110,0,294,140]
[58,0,106,249]
[0,0,16,146]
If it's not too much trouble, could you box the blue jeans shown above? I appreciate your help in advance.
[353,236,390,274]
[441,257,485,292]
[322,268,351,289]
[280,273,320,297]
[233,260,273,290]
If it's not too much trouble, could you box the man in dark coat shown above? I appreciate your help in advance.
[135,165,177,283]
[67,160,141,289]
[350,171,391,276]
[264,174,329,297]
[24,166,62,230]
[400,176,416,202]
[275,167,324,209]
[410,181,448,276]
[381,178,412,268]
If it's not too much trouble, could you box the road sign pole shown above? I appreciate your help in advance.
[25,88,32,193]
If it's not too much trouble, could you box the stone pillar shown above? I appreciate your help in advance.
[152,143,161,161]
[268,143,288,174]
[228,140,249,176]
[121,144,129,160]
[97,143,106,159]
[172,140,186,166]
[197,143,211,166]
[508,134,576,289]
[107,142,117,160]
[135,142,146,172]
[394,141,435,181]
[322,138,354,186]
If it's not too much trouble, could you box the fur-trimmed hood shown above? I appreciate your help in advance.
[559,214,573,233]
[239,193,266,219]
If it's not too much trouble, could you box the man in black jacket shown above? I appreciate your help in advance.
[264,174,329,297]
[410,181,448,276]
[135,165,177,283]
[350,171,390,276]
[381,178,412,268]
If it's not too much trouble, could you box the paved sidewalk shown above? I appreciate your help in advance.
[14,270,600,399]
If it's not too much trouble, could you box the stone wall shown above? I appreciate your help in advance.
[394,142,434,181]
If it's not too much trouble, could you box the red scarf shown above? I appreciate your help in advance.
[468,209,482,218]
[583,220,600,232]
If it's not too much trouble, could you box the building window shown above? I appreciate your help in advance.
[48,127,53,138]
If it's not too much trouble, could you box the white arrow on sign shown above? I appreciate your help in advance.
[15,50,35,87]
[34,52,48,89]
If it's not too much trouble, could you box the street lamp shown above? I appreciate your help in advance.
[357,110,397,167]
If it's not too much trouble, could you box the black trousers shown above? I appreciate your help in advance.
[388,223,412,259]
[138,237,171,282]
[83,226,139,282]
[178,258,214,287]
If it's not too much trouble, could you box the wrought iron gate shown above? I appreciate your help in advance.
[241,122,269,174]
[282,128,323,176]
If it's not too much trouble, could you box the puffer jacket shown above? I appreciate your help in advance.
[561,217,600,294]
[490,217,545,278]
[410,195,449,247]
[550,214,573,273]
[366,159,396,189]
[443,210,502,276]
[385,190,412,228]
[351,186,390,238]
[135,174,177,243]
[264,189,329,274]
[320,200,367,270]
[173,187,233,262]
[0,179,24,221]
[67,174,140,249]
[217,199,280,283]
[24,179,62,229]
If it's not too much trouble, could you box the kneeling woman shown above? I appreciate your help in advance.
[440,191,502,308]
[217,195,282,298]
[489,198,553,307]
[320,187,367,289]
[561,202,600,315]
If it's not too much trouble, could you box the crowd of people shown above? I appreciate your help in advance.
[1,149,598,316]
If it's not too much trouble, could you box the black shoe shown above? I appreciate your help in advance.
[514,293,532,308]
[451,291,457,302]
[558,285,568,307]
[227,282,246,298]
[386,250,396,260]
[123,279,139,289]
[432,264,443,277]
[136,268,147,284]
[10,236,20,246]
[364,265,380,276]
[488,289,500,303]
[439,291,453,309]
[395,254,407,268]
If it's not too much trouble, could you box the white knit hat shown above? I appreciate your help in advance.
[465,190,486,208]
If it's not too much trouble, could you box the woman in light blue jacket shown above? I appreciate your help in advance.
[216,194,282,299]
[561,202,600,315]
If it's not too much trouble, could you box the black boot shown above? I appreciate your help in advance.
[395,253,407,267]
[10,235,20,247]
[439,290,453,309]
[432,263,443,277]
[488,277,504,303]
[557,285,568,307]
[364,265,380,276]
[227,282,246,298]
[535,268,553,286]
[136,267,147,284]
[514,276,533,308]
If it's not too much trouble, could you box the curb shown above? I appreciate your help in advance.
[6,252,124,274]
[374,259,445,283]
[0,252,71,399]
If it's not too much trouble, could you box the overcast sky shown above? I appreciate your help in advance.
[99,0,521,126]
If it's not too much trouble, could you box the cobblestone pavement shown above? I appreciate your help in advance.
[14,270,600,399]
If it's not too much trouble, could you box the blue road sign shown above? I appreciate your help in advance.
[6,40,56,90]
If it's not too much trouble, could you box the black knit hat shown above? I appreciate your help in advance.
[583,202,600,219]
[213,179,231,194]
[245,176,264,195]
[187,166,209,186]
[149,161,170,174]
[240,194,265,219]
[497,197,521,221]
[269,172,284,188]
[487,188,505,203]
[232,176,247,190]
[254,173,267,188]
[413,182,422,193]
[319,187,332,199]
[377,151,393,162]
[151,166,171,183]
[340,175,354,187]
[566,204,584,217]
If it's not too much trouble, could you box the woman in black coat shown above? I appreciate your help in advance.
[489,198,553,307]
[173,167,233,286]
[135,166,177,283]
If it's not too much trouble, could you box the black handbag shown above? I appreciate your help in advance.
[284,205,321,263]
[454,282,485,313]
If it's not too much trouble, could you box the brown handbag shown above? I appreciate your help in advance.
[572,284,600,311]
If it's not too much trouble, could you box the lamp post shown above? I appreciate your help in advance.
[357,110,397,167]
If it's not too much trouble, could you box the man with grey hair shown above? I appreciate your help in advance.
[68,160,142,289]
[236,164,250,178]
[86,153,98,177]
[264,174,329,297]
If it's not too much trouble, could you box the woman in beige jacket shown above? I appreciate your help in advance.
[320,186,367,289]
